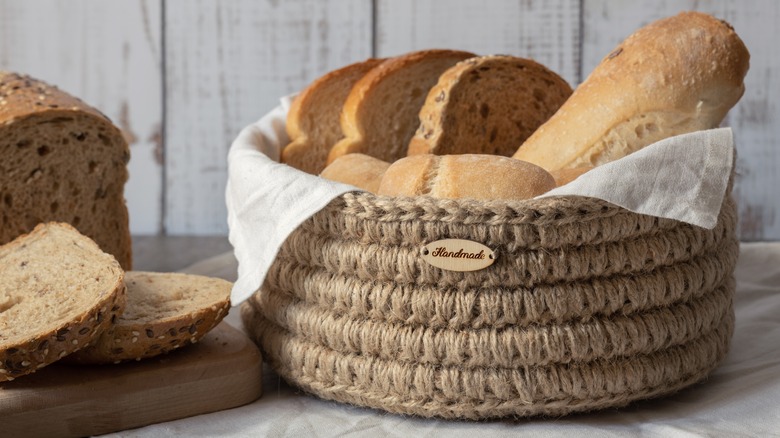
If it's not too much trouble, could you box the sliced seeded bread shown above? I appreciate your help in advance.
[327,49,476,165]
[0,71,132,269]
[0,222,126,382]
[67,271,232,364]
[408,55,572,157]
[282,58,384,175]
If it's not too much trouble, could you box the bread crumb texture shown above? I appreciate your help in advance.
[0,71,132,269]
[67,271,232,364]
[0,223,125,381]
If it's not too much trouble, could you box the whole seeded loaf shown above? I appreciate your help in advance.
[327,49,475,165]
[0,222,126,382]
[282,58,384,175]
[67,271,232,364]
[377,154,555,201]
[408,55,572,157]
[0,71,132,269]
[513,11,750,170]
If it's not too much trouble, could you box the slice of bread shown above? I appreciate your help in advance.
[0,222,126,382]
[408,55,572,157]
[282,58,384,175]
[0,71,132,269]
[67,271,232,364]
[327,49,476,165]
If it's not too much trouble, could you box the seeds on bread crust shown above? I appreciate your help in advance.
[66,271,232,364]
[0,71,132,270]
[0,223,126,382]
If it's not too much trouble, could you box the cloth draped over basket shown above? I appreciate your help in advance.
[226,98,739,419]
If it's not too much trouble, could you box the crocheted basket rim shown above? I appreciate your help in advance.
[243,181,738,420]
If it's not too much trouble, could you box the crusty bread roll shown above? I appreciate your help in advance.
[408,55,572,157]
[0,223,126,381]
[377,154,555,201]
[282,58,383,175]
[513,11,750,170]
[320,153,390,193]
[327,49,475,165]
[68,271,231,364]
[550,166,593,187]
[0,72,132,269]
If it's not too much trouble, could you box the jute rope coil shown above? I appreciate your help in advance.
[242,192,738,419]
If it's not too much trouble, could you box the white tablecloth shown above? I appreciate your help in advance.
[105,242,780,437]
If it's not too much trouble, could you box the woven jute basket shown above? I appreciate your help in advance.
[241,187,738,419]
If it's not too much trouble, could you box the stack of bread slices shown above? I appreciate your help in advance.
[0,72,232,382]
[288,12,749,201]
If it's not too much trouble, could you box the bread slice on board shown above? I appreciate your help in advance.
[408,55,572,157]
[282,58,384,175]
[0,72,132,269]
[512,11,750,171]
[67,271,232,364]
[0,222,126,382]
[327,49,476,165]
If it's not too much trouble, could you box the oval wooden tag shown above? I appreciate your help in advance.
[421,239,497,272]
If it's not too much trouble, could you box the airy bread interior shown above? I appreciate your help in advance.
[0,223,125,380]
[328,50,475,165]
[409,56,572,157]
[66,271,232,364]
[283,59,383,175]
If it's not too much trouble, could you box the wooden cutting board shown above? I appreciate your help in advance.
[0,321,263,437]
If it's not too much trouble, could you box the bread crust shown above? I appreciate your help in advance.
[67,271,232,364]
[408,55,572,157]
[283,58,384,174]
[550,166,594,187]
[328,49,476,165]
[513,11,750,170]
[319,153,390,193]
[377,154,555,201]
[0,71,132,269]
[0,223,126,381]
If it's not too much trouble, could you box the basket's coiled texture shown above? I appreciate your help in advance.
[242,192,738,419]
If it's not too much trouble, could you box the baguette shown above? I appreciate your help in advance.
[67,271,232,364]
[319,153,390,193]
[513,11,750,170]
[408,55,572,157]
[0,223,126,381]
[328,49,476,165]
[0,72,132,269]
[282,58,384,175]
[377,154,555,201]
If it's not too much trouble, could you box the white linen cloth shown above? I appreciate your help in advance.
[226,97,735,305]
[102,242,780,438]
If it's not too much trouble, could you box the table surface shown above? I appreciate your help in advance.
[131,235,234,274]
[106,238,780,438]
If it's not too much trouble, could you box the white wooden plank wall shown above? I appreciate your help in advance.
[0,0,777,240]
[164,0,372,234]
[582,0,780,240]
[0,0,163,234]
[375,0,581,86]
